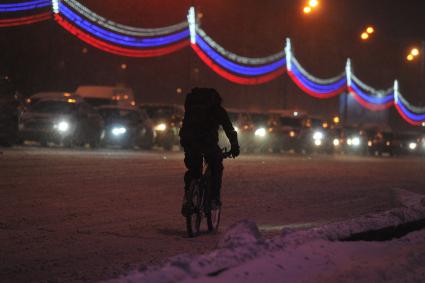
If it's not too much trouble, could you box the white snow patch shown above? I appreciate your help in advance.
[103,189,425,283]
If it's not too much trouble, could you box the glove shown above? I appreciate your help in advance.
[230,143,240,158]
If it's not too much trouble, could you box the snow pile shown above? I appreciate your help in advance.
[103,189,425,283]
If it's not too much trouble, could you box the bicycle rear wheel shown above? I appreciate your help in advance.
[185,181,202,237]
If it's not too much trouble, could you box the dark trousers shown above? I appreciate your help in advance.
[184,144,223,202]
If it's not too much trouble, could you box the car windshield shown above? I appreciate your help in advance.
[280,117,302,128]
[250,113,268,125]
[31,101,76,114]
[143,106,181,119]
[99,109,138,121]
[228,112,239,123]
[84,98,116,107]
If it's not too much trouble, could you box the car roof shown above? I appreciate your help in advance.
[97,105,138,111]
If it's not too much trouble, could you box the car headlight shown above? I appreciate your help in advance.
[234,126,239,133]
[112,127,127,136]
[368,140,372,147]
[333,138,340,146]
[255,128,267,137]
[154,123,167,131]
[313,131,324,140]
[289,131,296,138]
[352,136,361,147]
[314,139,322,146]
[409,142,417,150]
[54,121,70,133]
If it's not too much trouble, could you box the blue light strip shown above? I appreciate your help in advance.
[396,98,425,121]
[350,81,394,104]
[59,3,190,48]
[196,34,286,76]
[291,62,346,93]
[0,0,50,12]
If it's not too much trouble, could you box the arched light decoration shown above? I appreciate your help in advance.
[52,0,59,13]
[345,58,352,87]
[285,38,292,71]
[394,80,399,104]
[187,6,196,44]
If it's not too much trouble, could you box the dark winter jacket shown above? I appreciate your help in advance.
[179,88,238,148]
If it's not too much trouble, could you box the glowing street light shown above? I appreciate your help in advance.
[303,6,312,14]
[407,54,414,61]
[411,48,420,56]
[360,32,369,41]
[366,26,375,34]
[309,0,319,8]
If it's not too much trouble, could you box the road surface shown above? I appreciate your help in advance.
[1,147,424,282]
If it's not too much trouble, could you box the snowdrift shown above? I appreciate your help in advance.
[103,189,425,283]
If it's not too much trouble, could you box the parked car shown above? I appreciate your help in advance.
[395,132,421,156]
[19,96,104,147]
[0,76,23,146]
[139,104,184,150]
[295,116,332,154]
[76,85,135,108]
[97,105,155,149]
[26,92,75,106]
[268,112,305,153]
[365,128,396,156]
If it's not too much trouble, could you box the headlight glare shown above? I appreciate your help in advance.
[255,128,267,137]
[112,127,127,136]
[55,121,70,132]
[154,123,167,131]
[409,142,417,150]
[313,131,324,140]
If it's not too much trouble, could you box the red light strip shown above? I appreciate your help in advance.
[288,70,345,99]
[348,87,393,111]
[54,14,189,57]
[394,103,423,126]
[192,44,285,85]
[0,11,51,27]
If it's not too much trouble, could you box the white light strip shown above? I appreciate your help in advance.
[290,55,346,84]
[285,38,292,71]
[52,0,59,14]
[345,58,352,87]
[352,73,393,97]
[187,6,196,44]
[197,27,285,65]
[62,0,188,37]
[395,80,425,112]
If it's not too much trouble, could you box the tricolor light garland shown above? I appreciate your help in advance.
[0,2,424,125]
[0,0,51,27]
[0,0,50,12]
[62,0,188,37]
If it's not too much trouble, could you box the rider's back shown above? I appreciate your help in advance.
[180,88,229,146]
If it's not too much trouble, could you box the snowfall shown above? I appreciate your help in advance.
[104,189,425,283]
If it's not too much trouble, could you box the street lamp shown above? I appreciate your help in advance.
[303,6,312,14]
[302,0,319,15]
[309,0,319,8]
[360,25,375,41]
[411,48,420,56]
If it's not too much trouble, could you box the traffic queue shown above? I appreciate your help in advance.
[1,86,424,157]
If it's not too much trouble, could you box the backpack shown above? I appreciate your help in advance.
[183,88,221,134]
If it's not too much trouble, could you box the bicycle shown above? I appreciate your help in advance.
[185,149,233,238]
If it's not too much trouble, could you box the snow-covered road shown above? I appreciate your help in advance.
[0,147,424,282]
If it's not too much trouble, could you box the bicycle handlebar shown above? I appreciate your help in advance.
[221,148,234,159]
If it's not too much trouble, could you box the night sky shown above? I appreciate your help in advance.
[1,0,425,129]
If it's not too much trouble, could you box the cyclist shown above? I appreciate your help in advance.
[179,88,240,217]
